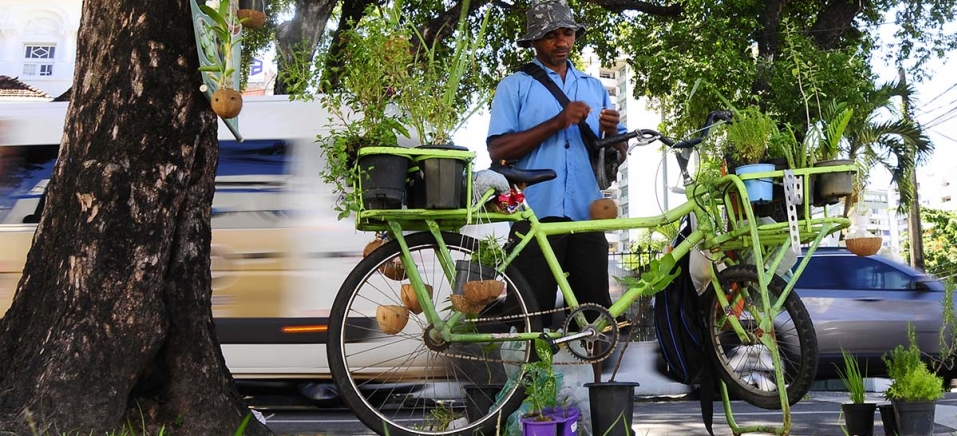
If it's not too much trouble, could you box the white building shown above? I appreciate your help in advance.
[580,51,669,252]
[0,0,81,99]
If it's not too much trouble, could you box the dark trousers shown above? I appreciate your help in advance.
[507,218,611,328]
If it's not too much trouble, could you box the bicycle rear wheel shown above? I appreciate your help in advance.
[702,265,818,410]
[328,231,541,436]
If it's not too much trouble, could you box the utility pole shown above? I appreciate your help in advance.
[900,68,926,271]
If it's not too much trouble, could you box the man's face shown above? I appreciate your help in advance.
[532,27,576,68]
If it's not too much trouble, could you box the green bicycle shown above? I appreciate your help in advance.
[327,111,854,436]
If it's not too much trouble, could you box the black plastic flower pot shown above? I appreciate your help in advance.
[452,260,498,295]
[812,158,854,206]
[584,381,639,436]
[842,403,877,436]
[464,384,503,423]
[879,404,898,436]
[409,145,468,209]
[893,400,936,436]
[358,153,410,210]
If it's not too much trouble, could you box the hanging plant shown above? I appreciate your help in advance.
[237,0,267,29]
[197,1,246,118]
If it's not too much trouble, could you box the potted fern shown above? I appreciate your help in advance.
[723,106,777,203]
[808,101,856,206]
[883,328,944,436]
[835,348,876,436]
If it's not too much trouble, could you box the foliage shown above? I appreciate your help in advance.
[882,326,944,402]
[398,0,492,145]
[834,348,867,404]
[520,338,561,419]
[472,234,506,268]
[722,106,777,165]
[806,101,854,163]
[197,1,246,89]
[902,207,957,282]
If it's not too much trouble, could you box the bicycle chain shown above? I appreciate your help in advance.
[427,305,616,366]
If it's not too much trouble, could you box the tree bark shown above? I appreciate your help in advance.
[273,0,337,95]
[0,1,269,434]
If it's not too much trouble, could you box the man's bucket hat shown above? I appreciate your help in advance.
[517,0,586,48]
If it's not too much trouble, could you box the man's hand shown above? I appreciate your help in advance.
[600,108,627,163]
[555,101,591,129]
[599,108,620,137]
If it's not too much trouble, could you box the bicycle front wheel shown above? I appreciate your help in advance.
[702,265,818,410]
[328,231,541,436]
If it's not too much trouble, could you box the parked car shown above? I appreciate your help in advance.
[793,247,953,380]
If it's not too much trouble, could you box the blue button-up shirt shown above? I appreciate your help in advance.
[487,59,625,221]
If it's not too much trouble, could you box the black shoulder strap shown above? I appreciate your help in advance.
[520,63,601,153]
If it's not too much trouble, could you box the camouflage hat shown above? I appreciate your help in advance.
[517,0,586,48]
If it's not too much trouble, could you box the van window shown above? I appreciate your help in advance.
[0,144,58,224]
[1,140,290,228]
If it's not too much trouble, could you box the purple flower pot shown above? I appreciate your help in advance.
[521,415,559,436]
[544,406,580,436]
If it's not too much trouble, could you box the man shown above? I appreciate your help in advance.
[486,0,627,328]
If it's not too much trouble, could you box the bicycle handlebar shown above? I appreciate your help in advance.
[593,110,732,150]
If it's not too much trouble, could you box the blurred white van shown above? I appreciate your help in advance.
[0,96,371,384]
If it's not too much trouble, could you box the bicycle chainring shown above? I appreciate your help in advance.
[563,303,619,362]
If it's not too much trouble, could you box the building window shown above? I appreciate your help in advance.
[600,71,615,79]
[943,196,952,203]
[23,45,56,77]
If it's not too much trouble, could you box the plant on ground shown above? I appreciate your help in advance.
[883,325,944,402]
[834,347,867,404]
[521,338,561,420]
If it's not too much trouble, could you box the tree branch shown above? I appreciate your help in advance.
[588,0,682,16]
[809,0,865,50]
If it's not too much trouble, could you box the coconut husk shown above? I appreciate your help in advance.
[450,294,486,315]
[846,236,882,257]
[363,239,383,257]
[380,259,407,281]
[376,305,410,335]
[463,280,504,305]
[237,9,266,29]
[401,284,433,314]
[211,88,243,118]
[589,198,618,219]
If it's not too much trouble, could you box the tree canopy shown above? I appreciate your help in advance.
[246,0,954,132]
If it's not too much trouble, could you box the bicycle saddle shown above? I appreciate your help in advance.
[489,162,556,186]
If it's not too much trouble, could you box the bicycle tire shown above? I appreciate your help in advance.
[328,231,541,436]
[702,264,818,410]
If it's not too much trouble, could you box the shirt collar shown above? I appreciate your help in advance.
[531,58,587,81]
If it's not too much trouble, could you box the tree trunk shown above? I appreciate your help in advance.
[0,1,270,434]
[273,0,337,95]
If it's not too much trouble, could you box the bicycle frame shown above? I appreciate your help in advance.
[353,145,854,435]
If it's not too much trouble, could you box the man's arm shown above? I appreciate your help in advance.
[488,101,591,162]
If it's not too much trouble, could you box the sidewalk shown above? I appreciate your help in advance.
[628,391,957,436]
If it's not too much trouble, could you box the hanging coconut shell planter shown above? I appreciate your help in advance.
[379,259,407,281]
[211,88,243,118]
[401,284,432,315]
[463,280,504,305]
[237,0,267,29]
[450,294,486,316]
[376,305,410,335]
[194,1,245,119]
[846,236,882,257]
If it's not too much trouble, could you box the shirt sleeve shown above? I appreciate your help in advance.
[486,76,521,145]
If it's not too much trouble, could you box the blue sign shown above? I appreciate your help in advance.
[250,59,263,76]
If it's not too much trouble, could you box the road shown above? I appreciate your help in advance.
[251,391,957,435]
